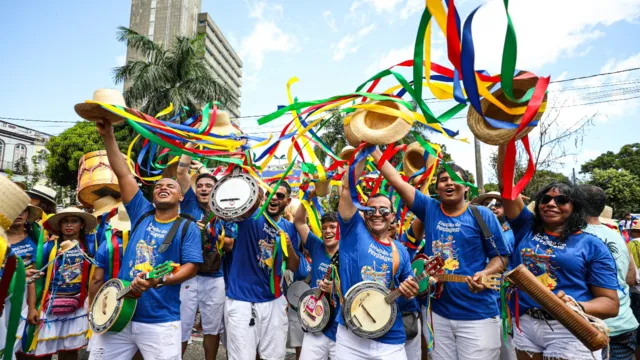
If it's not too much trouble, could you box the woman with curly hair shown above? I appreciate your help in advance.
[497,145,619,360]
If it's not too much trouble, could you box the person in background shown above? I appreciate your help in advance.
[627,222,640,359]
[26,185,57,216]
[580,185,638,360]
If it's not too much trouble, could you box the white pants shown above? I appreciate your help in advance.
[300,332,336,360]
[287,307,304,348]
[513,314,601,360]
[224,296,288,360]
[180,276,225,341]
[500,326,516,360]
[88,321,181,360]
[428,311,501,360]
[335,325,407,360]
[404,312,422,359]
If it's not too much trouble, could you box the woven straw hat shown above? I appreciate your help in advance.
[339,145,356,161]
[314,179,331,197]
[26,205,43,223]
[211,110,241,136]
[599,205,618,227]
[75,89,128,125]
[344,116,361,147]
[0,176,31,232]
[403,142,436,178]
[631,221,640,231]
[108,204,131,232]
[92,196,122,218]
[349,100,413,146]
[13,181,27,191]
[44,207,98,235]
[26,185,57,210]
[471,191,503,205]
[467,72,547,145]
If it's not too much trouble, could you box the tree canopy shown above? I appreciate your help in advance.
[581,143,640,178]
[588,168,640,217]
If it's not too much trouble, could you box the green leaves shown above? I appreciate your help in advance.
[589,168,640,218]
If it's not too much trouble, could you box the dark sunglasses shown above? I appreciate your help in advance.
[540,194,572,206]
[273,192,286,201]
[364,207,392,217]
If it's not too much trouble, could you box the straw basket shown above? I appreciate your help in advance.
[77,151,121,207]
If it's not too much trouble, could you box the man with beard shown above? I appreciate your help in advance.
[224,180,301,360]
[293,191,340,360]
[176,157,236,360]
[90,119,202,360]
[375,147,509,360]
[336,150,419,360]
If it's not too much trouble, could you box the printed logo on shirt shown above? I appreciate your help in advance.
[360,243,392,286]
[315,262,330,287]
[129,222,169,277]
[521,245,558,290]
[502,222,511,233]
[433,222,460,271]
[257,223,278,270]
[55,247,84,289]
[12,242,35,268]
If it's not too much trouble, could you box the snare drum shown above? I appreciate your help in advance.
[209,168,260,222]
[286,281,310,311]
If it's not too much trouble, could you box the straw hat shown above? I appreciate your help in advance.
[349,100,413,146]
[13,181,27,191]
[26,205,43,223]
[210,110,241,136]
[109,204,131,232]
[344,116,361,147]
[471,191,503,205]
[467,72,547,145]
[339,145,356,161]
[26,185,57,209]
[0,176,31,235]
[599,206,618,227]
[314,180,331,197]
[44,207,98,235]
[631,221,640,231]
[403,142,437,178]
[92,196,122,218]
[75,89,128,125]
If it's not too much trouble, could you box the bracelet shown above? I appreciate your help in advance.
[178,161,190,167]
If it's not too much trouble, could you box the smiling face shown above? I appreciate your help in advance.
[321,221,339,248]
[364,196,393,237]
[267,185,290,217]
[195,177,216,206]
[60,216,84,238]
[538,187,574,231]
[436,171,469,206]
[153,178,183,210]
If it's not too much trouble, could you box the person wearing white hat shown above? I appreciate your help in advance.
[26,185,57,216]
[580,185,639,360]
[89,118,202,360]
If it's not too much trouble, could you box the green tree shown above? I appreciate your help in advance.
[484,183,499,192]
[13,157,28,175]
[45,122,131,189]
[113,26,235,118]
[581,143,640,178]
[589,168,640,217]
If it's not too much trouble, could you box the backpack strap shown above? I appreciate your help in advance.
[390,241,399,290]
[131,210,156,235]
[158,218,186,253]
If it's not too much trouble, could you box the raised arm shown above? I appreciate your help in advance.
[371,147,417,209]
[497,144,525,220]
[293,194,312,245]
[338,151,366,222]
[176,143,195,195]
[96,120,138,203]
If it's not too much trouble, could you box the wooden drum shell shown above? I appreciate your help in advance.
[77,150,120,207]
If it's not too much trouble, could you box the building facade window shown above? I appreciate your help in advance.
[0,139,4,164]
[14,144,27,162]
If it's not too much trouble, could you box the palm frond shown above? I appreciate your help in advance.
[116,26,165,60]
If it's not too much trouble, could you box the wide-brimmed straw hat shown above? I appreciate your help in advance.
[92,196,122,218]
[338,145,355,161]
[598,206,618,227]
[471,191,503,205]
[467,71,547,145]
[26,185,57,210]
[26,205,43,223]
[75,89,128,125]
[0,176,31,235]
[403,142,437,178]
[210,110,241,136]
[44,207,98,236]
[13,181,27,191]
[349,100,413,146]
[109,204,131,232]
[631,221,640,231]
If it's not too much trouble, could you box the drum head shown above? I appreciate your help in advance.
[412,254,431,296]
[297,288,331,333]
[89,279,125,334]
[344,281,397,339]
[210,172,259,222]
[286,281,310,311]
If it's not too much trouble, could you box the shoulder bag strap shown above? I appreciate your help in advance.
[131,210,156,235]
[390,241,399,290]
[470,205,493,240]
[158,218,186,253]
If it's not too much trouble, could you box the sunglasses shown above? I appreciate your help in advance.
[273,192,286,201]
[364,207,392,217]
[540,194,572,206]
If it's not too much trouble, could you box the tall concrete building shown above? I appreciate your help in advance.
[197,13,243,119]
[125,0,243,119]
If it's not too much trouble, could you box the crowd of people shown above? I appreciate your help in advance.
[0,115,638,360]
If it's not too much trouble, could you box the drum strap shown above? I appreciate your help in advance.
[390,241,399,290]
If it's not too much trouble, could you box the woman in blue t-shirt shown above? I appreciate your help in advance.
[498,146,619,360]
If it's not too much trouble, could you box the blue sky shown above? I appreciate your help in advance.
[1,0,639,183]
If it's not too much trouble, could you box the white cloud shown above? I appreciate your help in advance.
[351,0,404,13]
[332,25,376,61]
[115,55,126,67]
[400,0,423,19]
[323,10,338,32]
[365,42,446,75]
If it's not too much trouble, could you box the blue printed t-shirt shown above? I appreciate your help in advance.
[337,213,413,345]
[304,232,340,342]
[121,190,203,324]
[410,192,510,321]
[398,230,420,313]
[43,233,97,295]
[226,210,302,303]
[10,235,37,269]
[95,233,123,281]
[509,207,618,314]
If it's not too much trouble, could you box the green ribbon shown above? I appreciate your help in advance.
[25,223,45,350]
[5,257,26,360]
[500,0,518,102]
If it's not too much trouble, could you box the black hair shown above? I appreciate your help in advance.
[269,180,292,196]
[532,181,587,241]
[367,193,393,208]
[31,196,56,215]
[196,173,217,185]
[625,213,632,217]
[578,184,606,217]
[436,163,469,183]
[321,212,338,224]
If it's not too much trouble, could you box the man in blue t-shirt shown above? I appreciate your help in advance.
[176,153,236,360]
[89,118,202,360]
[293,195,340,360]
[336,152,419,360]
[224,180,302,360]
[375,147,510,360]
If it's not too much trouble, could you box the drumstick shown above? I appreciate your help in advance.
[26,240,80,284]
